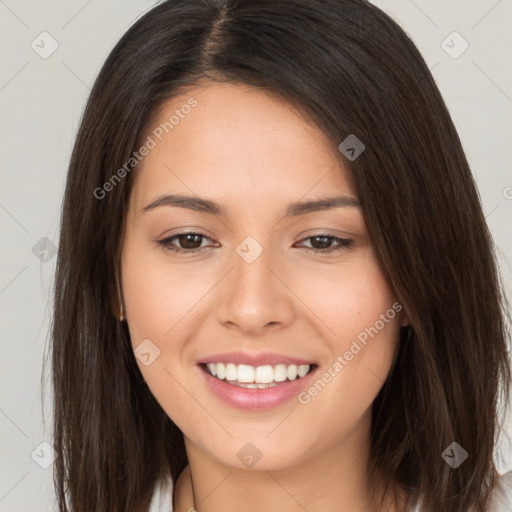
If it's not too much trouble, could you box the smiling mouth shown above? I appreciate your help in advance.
[199,362,318,389]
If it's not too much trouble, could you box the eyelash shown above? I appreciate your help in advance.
[156,231,354,254]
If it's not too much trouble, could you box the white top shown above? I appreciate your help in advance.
[149,470,512,512]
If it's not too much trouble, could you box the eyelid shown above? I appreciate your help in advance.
[156,231,215,253]
[294,234,353,253]
[156,230,354,254]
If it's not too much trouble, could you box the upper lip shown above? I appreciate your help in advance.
[198,351,316,367]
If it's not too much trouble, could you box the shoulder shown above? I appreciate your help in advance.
[149,475,174,512]
[489,469,512,511]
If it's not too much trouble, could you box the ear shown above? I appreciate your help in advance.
[392,294,410,327]
[400,310,410,327]
[109,267,124,320]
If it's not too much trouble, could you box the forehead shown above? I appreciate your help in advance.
[130,82,355,210]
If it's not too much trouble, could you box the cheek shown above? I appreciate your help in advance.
[120,239,206,345]
[295,255,401,424]
[294,321,400,458]
[333,266,400,395]
[120,238,214,417]
[291,249,398,345]
[120,241,203,426]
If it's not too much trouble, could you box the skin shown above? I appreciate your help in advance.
[120,81,410,512]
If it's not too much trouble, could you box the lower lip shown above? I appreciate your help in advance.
[197,364,318,410]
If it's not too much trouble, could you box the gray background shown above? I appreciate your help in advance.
[1,0,511,510]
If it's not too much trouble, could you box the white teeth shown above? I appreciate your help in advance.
[273,364,288,382]
[232,382,278,389]
[297,365,310,378]
[287,365,298,380]
[225,363,237,381]
[255,365,274,384]
[216,363,226,380]
[205,362,312,385]
[237,364,255,383]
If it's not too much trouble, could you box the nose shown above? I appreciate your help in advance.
[215,240,295,335]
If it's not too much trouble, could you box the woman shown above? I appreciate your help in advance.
[51,0,512,510]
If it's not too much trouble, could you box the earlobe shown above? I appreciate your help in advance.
[400,312,410,327]
[109,288,124,321]
[110,269,125,321]
[118,302,125,322]
[116,280,126,322]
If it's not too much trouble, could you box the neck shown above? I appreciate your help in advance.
[173,411,404,512]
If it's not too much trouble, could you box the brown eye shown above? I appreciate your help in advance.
[156,232,353,255]
[296,234,353,253]
[157,232,213,253]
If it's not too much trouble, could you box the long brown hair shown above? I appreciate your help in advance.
[49,0,512,510]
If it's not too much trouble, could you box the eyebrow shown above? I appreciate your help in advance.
[140,193,360,217]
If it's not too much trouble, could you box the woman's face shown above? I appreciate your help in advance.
[121,82,407,471]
